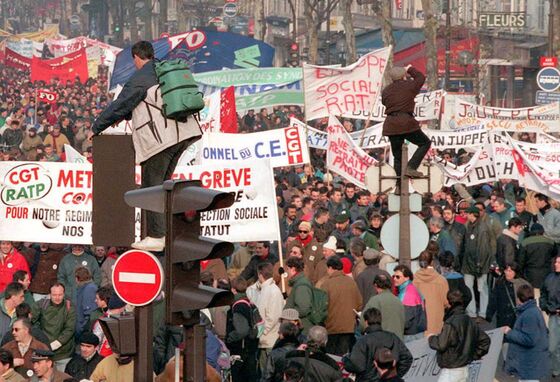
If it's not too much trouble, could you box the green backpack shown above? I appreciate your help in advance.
[154,59,204,122]
[306,285,328,325]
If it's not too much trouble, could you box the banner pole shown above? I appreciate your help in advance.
[34,88,38,125]
[300,62,313,169]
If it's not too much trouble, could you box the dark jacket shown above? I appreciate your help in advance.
[240,255,275,284]
[495,230,518,269]
[505,299,550,380]
[262,337,300,382]
[396,281,426,335]
[518,234,556,288]
[92,60,158,133]
[444,220,466,258]
[225,294,258,356]
[461,218,496,276]
[343,324,412,382]
[355,266,390,307]
[285,348,343,382]
[381,67,425,136]
[486,277,530,327]
[428,305,490,368]
[75,281,97,336]
[539,271,560,314]
[64,352,104,380]
[443,272,472,309]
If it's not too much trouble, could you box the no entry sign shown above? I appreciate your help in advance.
[112,250,164,306]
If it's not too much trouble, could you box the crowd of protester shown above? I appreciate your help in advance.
[0,61,557,381]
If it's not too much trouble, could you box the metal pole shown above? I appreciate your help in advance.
[183,324,207,382]
[326,4,331,65]
[549,1,554,57]
[444,0,451,90]
[134,305,154,381]
[399,144,411,267]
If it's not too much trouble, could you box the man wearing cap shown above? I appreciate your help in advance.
[320,256,362,356]
[30,349,71,382]
[2,318,49,378]
[64,331,103,380]
[313,236,338,287]
[461,206,496,319]
[57,244,101,305]
[381,65,430,194]
[332,210,352,247]
[351,221,379,251]
[355,249,391,307]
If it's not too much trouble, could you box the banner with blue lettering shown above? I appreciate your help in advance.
[110,30,275,89]
[200,124,310,168]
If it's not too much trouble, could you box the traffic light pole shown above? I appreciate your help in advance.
[399,144,411,267]
[134,305,154,381]
[183,324,207,381]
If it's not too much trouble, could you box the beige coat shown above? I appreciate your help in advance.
[413,267,449,335]
[320,270,362,334]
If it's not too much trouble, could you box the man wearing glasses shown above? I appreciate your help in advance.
[392,265,426,342]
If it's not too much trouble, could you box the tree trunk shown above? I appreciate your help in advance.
[342,0,356,64]
[288,0,297,40]
[474,33,493,105]
[126,0,139,42]
[420,0,438,91]
[177,0,187,35]
[305,6,319,64]
[254,0,264,40]
[375,0,395,85]
[159,0,168,36]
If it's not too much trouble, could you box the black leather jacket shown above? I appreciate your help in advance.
[428,305,491,368]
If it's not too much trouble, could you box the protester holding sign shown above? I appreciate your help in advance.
[381,65,431,193]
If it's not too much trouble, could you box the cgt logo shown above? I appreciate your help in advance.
[1,164,53,206]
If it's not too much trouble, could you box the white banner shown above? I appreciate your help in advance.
[303,47,391,120]
[200,124,310,168]
[173,160,279,241]
[44,36,87,57]
[0,162,93,244]
[345,89,445,121]
[453,100,560,132]
[326,116,376,189]
[404,328,503,381]
[0,161,279,244]
[64,144,87,163]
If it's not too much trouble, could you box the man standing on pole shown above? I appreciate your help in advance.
[89,41,202,251]
[381,65,431,194]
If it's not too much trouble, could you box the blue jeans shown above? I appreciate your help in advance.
[549,315,560,375]
[464,274,488,318]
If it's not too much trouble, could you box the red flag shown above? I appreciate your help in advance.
[37,89,58,104]
[31,48,88,84]
[4,48,31,71]
[220,86,238,133]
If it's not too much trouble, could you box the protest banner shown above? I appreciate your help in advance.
[199,86,238,133]
[44,36,87,57]
[403,328,503,381]
[200,125,310,168]
[453,100,560,132]
[194,67,302,86]
[64,144,87,164]
[303,47,391,120]
[0,160,278,244]
[173,160,279,241]
[37,89,58,104]
[4,48,31,70]
[434,144,497,187]
[0,162,93,244]
[326,116,377,189]
[299,118,487,151]
[6,38,34,58]
[30,48,89,84]
[345,89,445,121]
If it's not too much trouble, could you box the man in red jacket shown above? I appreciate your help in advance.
[381,65,431,193]
[0,242,30,293]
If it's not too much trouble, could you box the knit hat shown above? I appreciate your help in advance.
[351,220,367,231]
[389,67,407,81]
[465,206,480,216]
[108,294,127,310]
[79,331,100,346]
[363,248,382,261]
[280,308,300,321]
[298,221,312,232]
[335,210,350,223]
[341,257,353,275]
[323,236,337,252]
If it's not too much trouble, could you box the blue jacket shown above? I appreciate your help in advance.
[504,299,550,380]
[75,281,98,337]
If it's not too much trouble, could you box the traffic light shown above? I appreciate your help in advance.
[124,180,235,325]
[98,313,136,356]
[289,42,300,67]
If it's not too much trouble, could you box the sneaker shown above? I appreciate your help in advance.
[131,236,165,252]
[405,167,425,178]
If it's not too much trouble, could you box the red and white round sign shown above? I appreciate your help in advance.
[112,250,164,306]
